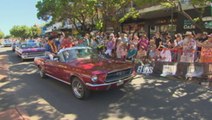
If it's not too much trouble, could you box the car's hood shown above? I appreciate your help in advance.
[68,58,133,74]
[21,47,45,53]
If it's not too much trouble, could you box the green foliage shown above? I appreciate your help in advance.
[193,17,200,22]
[29,26,42,38]
[4,35,11,39]
[119,8,140,23]
[37,0,211,32]
[0,31,4,39]
[10,25,42,39]
[36,0,131,33]
[95,20,103,30]
[36,0,98,32]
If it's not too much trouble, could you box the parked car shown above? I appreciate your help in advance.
[15,42,45,61]
[1,39,12,47]
[34,47,136,99]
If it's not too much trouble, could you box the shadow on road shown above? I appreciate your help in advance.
[0,48,211,120]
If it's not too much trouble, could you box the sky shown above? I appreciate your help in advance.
[0,0,45,35]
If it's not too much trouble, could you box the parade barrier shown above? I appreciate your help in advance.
[135,47,212,77]
[152,61,212,80]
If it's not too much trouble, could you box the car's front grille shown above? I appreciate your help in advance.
[27,52,45,57]
[105,68,132,83]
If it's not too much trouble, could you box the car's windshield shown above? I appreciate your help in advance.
[63,48,95,62]
[20,42,41,48]
[4,40,11,43]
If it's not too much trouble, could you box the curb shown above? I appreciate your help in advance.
[15,106,30,120]
[0,107,30,120]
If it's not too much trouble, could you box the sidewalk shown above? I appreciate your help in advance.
[0,55,8,81]
[0,53,30,120]
[0,107,30,120]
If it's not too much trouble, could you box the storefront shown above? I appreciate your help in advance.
[122,6,212,38]
[121,8,178,38]
[176,6,212,34]
[146,15,177,38]
[121,15,177,38]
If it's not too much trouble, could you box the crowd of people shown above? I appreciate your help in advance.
[20,31,212,63]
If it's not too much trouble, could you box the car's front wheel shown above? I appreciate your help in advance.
[71,78,90,99]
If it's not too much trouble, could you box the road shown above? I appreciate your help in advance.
[0,47,212,120]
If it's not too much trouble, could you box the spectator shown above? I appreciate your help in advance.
[173,33,183,62]
[180,31,197,63]
[90,36,98,52]
[105,33,115,57]
[131,35,139,47]
[45,36,58,60]
[127,44,137,61]
[159,42,172,62]
[116,39,122,58]
[82,33,91,46]
[147,39,158,61]
[199,32,208,42]
[138,33,149,51]
[197,34,212,62]
[136,46,147,61]
[120,33,128,44]
[154,32,162,49]
[60,33,73,49]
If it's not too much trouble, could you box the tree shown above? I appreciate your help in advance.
[29,26,42,38]
[97,0,131,33]
[10,25,30,39]
[36,0,132,34]
[36,0,98,34]
[4,35,11,39]
[0,30,4,39]
[129,0,212,32]
[10,25,42,39]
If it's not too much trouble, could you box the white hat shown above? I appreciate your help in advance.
[185,31,193,36]
[109,33,114,36]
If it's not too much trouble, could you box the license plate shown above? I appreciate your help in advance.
[117,80,124,86]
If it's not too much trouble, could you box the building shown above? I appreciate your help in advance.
[121,1,212,38]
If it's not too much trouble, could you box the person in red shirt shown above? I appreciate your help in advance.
[60,32,73,49]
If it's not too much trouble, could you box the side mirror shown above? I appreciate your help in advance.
[53,57,59,61]
[53,55,59,61]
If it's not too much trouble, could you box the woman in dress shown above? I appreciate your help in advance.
[197,34,212,62]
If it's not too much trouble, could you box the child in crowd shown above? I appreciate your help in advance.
[127,44,137,61]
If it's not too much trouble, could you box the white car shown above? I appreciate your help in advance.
[2,39,12,47]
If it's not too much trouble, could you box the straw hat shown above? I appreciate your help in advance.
[184,31,193,36]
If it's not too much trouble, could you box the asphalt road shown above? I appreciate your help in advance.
[0,47,212,120]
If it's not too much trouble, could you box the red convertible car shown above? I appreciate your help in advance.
[34,47,135,99]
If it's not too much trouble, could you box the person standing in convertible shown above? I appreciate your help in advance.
[45,36,58,60]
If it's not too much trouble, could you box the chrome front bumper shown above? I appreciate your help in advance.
[85,75,134,87]
[21,55,45,59]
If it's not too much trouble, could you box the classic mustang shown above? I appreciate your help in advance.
[16,42,45,61]
[34,47,136,99]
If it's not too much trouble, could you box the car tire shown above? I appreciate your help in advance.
[39,68,46,78]
[71,77,90,99]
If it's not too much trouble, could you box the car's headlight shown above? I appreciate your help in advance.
[21,53,28,58]
[22,53,28,55]
[91,75,98,82]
